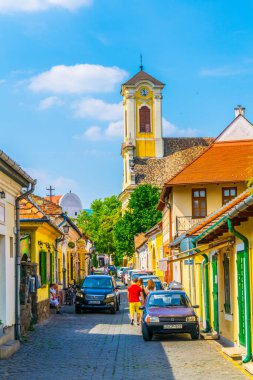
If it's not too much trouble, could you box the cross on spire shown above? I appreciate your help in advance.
[46,185,55,202]
[140,54,143,71]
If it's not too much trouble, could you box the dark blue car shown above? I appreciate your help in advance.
[75,275,120,314]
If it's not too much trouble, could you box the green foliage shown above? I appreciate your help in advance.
[92,254,98,268]
[76,195,121,255]
[114,184,162,261]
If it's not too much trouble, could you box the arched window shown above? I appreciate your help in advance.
[139,106,151,133]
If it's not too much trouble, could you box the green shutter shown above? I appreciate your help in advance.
[39,251,47,285]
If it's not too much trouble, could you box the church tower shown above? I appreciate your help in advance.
[120,68,165,203]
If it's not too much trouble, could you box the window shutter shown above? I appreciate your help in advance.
[39,251,47,285]
[139,106,151,133]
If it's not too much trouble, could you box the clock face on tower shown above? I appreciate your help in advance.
[140,88,148,97]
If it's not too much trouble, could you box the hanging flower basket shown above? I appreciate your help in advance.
[68,241,75,249]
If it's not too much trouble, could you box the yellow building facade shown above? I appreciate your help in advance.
[119,69,164,210]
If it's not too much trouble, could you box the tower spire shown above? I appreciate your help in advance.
[140,54,143,71]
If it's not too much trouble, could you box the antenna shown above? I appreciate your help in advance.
[46,185,55,202]
[140,54,143,71]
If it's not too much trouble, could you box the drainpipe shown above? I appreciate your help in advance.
[227,219,252,363]
[192,241,211,333]
[15,183,36,340]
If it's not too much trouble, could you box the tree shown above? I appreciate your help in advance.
[114,184,162,261]
[76,195,121,256]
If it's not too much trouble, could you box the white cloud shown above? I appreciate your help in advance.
[0,0,92,13]
[73,98,123,121]
[25,168,79,195]
[29,64,128,94]
[105,120,123,137]
[75,126,103,141]
[74,119,124,141]
[38,96,63,110]
[163,118,199,137]
[199,66,246,77]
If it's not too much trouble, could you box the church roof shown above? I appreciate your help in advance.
[123,70,164,86]
[133,138,213,188]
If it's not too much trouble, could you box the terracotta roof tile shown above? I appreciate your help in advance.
[166,140,253,186]
[134,233,148,250]
[32,194,62,215]
[123,70,164,86]
[19,198,46,220]
[134,145,209,188]
[188,189,251,237]
[44,195,62,205]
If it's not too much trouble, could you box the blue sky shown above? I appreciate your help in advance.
[1,0,253,207]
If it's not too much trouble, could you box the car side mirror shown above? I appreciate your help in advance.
[193,305,199,308]
[139,306,145,310]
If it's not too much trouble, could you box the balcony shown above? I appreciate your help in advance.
[176,216,204,234]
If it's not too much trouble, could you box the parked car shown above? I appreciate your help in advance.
[75,275,120,314]
[122,268,130,284]
[117,266,128,279]
[131,272,155,281]
[142,276,164,290]
[140,290,199,341]
[167,281,184,290]
[108,265,117,276]
[128,270,153,286]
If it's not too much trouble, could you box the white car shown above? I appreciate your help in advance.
[117,267,128,279]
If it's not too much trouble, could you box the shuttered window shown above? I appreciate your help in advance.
[192,189,207,218]
[39,251,47,286]
[223,254,231,314]
[50,253,55,283]
[139,106,151,133]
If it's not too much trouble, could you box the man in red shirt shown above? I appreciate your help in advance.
[127,277,144,325]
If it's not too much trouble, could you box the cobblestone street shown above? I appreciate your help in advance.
[0,287,248,380]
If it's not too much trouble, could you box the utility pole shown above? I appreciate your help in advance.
[46,185,55,202]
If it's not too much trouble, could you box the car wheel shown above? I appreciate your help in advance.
[110,303,117,314]
[75,305,81,314]
[142,323,153,341]
[191,332,199,340]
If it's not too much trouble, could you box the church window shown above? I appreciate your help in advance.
[139,106,151,133]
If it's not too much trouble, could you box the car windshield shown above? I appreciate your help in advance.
[148,293,191,308]
[82,278,113,289]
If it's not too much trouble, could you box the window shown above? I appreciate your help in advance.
[39,251,47,286]
[50,252,55,283]
[10,237,13,258]
[139,106,151,133]
[192,189,207,218]
[222,187,237,205]
[223,254,231,314]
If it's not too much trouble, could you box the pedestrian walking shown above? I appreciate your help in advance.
[90,266,94,275]
[137,277,146,301]
[145,279,156,296]
[127,277,144,325]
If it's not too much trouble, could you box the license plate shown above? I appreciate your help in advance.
[88,300,100,304]
[163,324,182,329]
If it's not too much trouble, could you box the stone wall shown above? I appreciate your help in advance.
[20,304,32,335]
[35,299,50,323]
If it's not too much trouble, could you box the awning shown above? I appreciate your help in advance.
[167,237,234,264]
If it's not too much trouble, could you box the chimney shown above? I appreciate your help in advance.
[234,105,245,117]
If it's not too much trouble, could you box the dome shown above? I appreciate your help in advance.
[59,191,83,218]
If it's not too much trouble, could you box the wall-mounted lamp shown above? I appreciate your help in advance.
[0,191,6,199]
[63,224,70,234]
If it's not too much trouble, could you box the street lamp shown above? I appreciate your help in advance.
[63,224,70,234]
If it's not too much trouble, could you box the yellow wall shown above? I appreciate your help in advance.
[21,222,61,303]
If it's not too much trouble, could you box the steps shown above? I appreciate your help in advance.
[0,329,20,359]
[0,340,20,359]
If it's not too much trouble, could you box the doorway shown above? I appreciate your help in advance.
[237,251,246,346]
[0,235,6,324]
[212,255,219,333]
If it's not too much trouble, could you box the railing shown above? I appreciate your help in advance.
[176,216,204,234]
